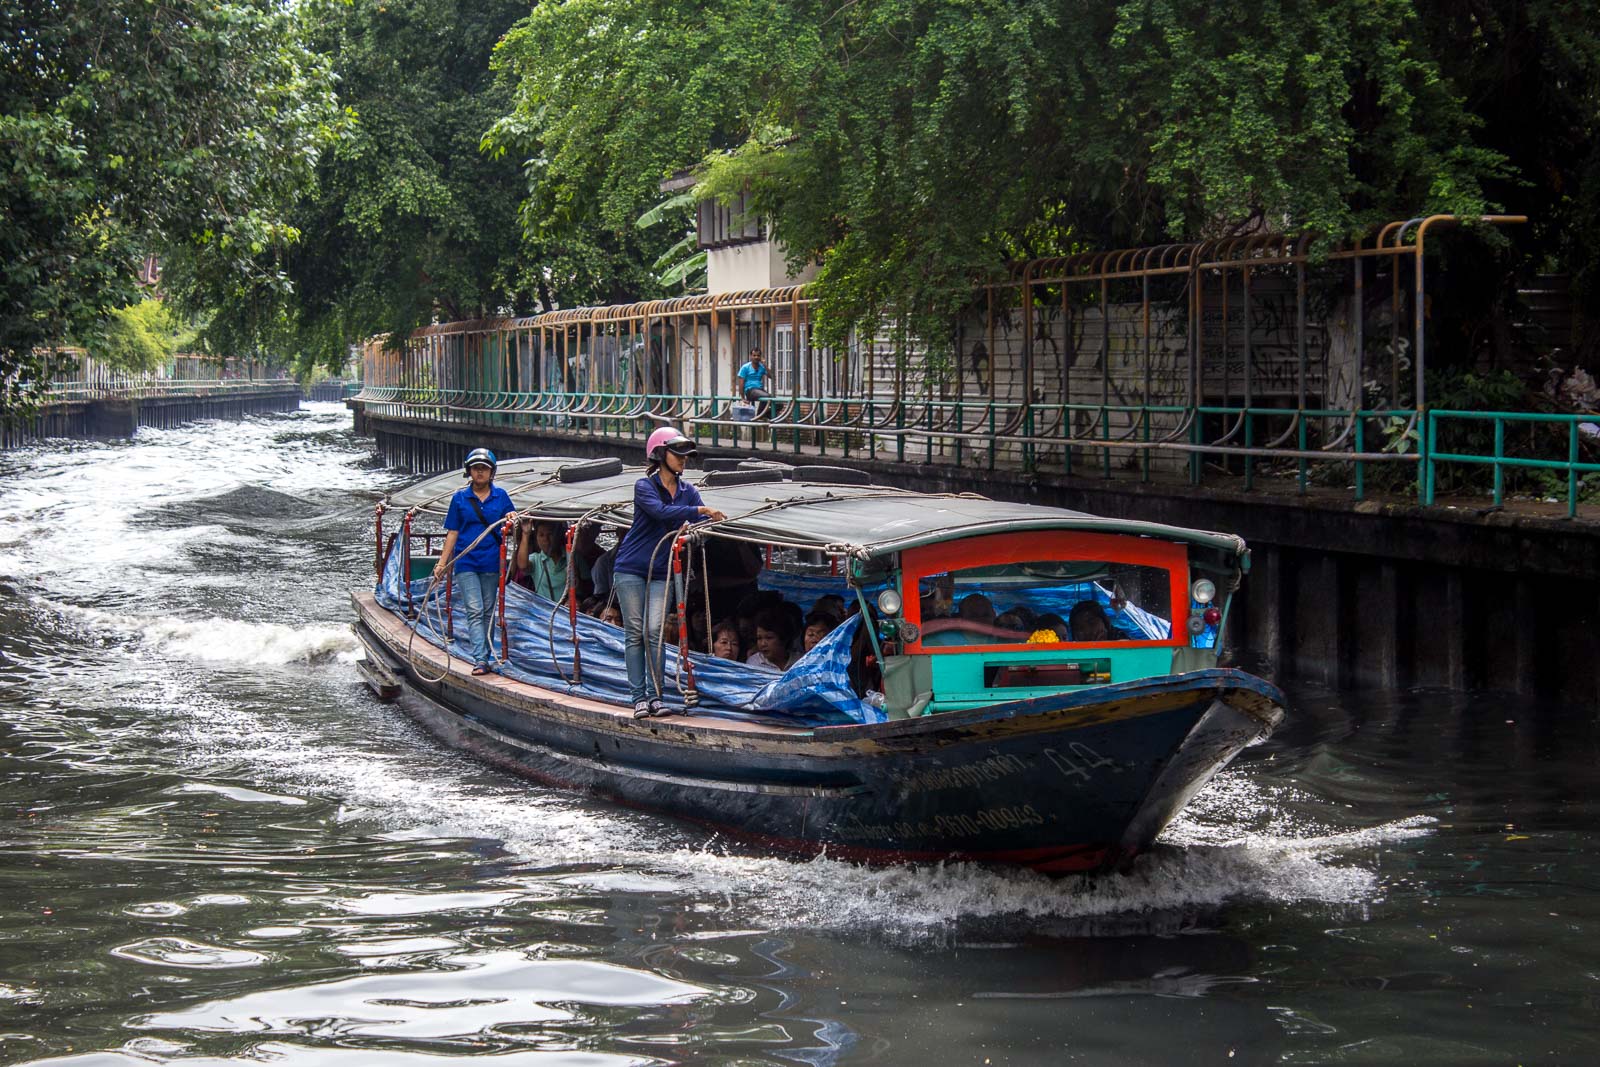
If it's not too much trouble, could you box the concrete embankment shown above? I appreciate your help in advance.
[355,405,1600,706]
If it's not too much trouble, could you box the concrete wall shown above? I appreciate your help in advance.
[707,239,819,295]
[4,386,302,448]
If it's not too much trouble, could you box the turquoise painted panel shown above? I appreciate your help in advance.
[927,646,1174,705]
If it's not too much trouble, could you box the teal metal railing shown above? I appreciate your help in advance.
[354,216,1600,515]
[1426,410,1600,518]
[358,384,1598,514]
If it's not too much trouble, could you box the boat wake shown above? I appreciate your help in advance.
[160,683,1430,938]
[26,592,1420,938]
[37,597,362,666]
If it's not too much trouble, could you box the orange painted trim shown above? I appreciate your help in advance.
[901,531,1189,653]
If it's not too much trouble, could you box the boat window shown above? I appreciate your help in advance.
[917,560,1173,645]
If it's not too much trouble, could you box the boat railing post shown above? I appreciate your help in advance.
[403,509,415,618]
[497,516,513,662]
[566,523,583,686]
[374,503,386,580]
[673,532,698,707]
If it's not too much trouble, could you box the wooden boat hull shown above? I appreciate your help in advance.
[352,592,1283,873]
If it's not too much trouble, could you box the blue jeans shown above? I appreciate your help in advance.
[613,571,668,704]
[455,570,501,667]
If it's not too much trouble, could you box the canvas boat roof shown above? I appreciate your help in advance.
[387,456,1248,560]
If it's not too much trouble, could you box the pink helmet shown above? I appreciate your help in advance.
[646,426,697,463]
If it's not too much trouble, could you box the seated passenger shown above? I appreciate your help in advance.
[802,611,838,654]
[746,610,795,672]
[735,590,784,653]
[1069,600,1117,642]
[1033,612,1071,643]
[599,601,623,628]
[783,601,806,660]
[993,609,1026,632]
[812,594,848,623]
[516,519,589,603]
[919,573,954,619]
[685,609,710,653]
[957,593,996,627]
[710,620,742,662]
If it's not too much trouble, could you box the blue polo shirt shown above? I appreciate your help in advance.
[444,485,515,574]
[738,360,768,393]
[613,473,705,582]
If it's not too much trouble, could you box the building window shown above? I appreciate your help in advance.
[697,190,763,249]
[773,324,807,394]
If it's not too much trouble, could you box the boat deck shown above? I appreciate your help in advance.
[351,590,815,740]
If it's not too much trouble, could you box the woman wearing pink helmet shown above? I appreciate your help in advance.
[613,428,727,717]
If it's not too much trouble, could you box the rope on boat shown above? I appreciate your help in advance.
[545,502,625,690]
[405,514,509,684]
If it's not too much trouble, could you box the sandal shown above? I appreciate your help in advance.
[471,665,491,676]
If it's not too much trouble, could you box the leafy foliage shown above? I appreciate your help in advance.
[1,0,339,416]
[492,1,1599,354]
[87,299,195,375]
[254,0,542,376]
[485,0,800,310]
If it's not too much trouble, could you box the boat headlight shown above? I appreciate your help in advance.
[1191,578,1217,605]
[1186,614,1208,635]
[876,589,903,616]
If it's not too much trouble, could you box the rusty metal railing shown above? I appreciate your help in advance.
[356,216,1566,504]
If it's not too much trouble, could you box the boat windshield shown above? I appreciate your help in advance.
[901,531,1185,650]
[918,560,1172,645]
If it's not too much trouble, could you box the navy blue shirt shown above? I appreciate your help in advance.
[444,485,515,574]
[613,473,705,582]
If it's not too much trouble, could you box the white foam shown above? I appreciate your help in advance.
[138,616,361,666]
[40,598,361,667]
[166,693,1420,936]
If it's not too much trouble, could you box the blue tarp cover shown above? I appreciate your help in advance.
[376,546,883,727]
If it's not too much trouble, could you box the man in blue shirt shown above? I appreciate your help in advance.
[434,447,516,673]
[737,347,771,419]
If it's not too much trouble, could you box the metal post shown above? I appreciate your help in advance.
[674,533,697,706]
[403,510,414,618]
[497,517,512,661]
[1493,418,1505,506]
[374,503,386,580]
[567,524,583,685]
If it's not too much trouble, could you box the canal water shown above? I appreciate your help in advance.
[0,404,1595,1066]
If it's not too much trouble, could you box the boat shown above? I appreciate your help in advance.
[351,455,1284,874]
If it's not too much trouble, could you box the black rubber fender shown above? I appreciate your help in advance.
[700,467,786,487]
[558,457,625,482]
[791,464,872,485]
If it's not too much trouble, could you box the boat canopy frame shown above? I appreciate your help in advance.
[386,456,1250,565]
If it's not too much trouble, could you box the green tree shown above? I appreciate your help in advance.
[484,0,793,310]
[88,298,196,375]
[257,0,543,377]
[1,0,339,417]
[493,1,1579,352]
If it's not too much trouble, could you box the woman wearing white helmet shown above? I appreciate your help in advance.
[613,428,726,717]
[433,447,515,675]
